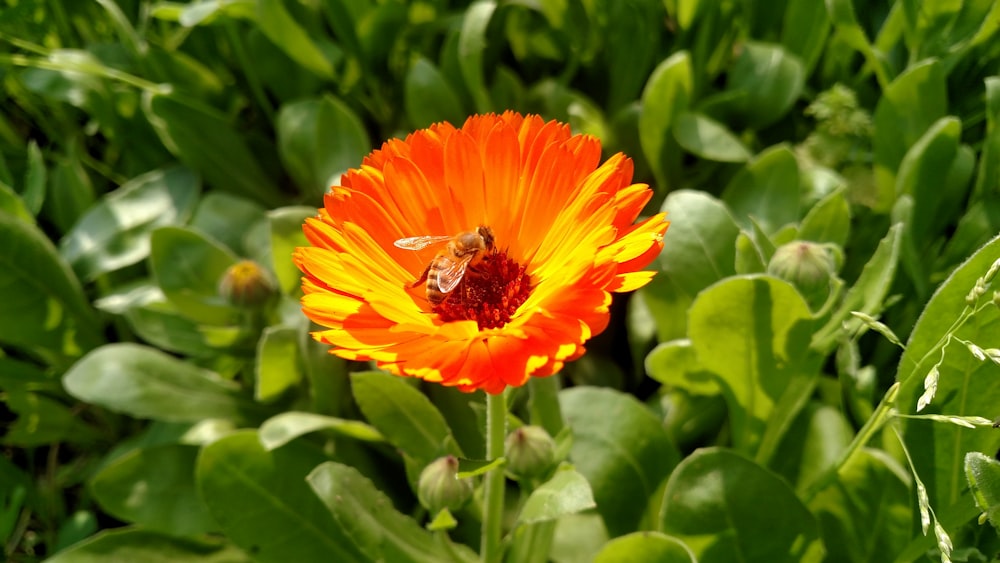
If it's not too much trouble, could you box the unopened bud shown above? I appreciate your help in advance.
[218,260,277,308]
[417,456,473,513]
[504,426,555,479]
[767,241,838,305]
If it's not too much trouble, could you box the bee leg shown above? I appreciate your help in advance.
[411,263,431,288]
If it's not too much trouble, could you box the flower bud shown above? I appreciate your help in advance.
[417,455,473,513]
[767,241,838,305]
[504,426,555,479]
[218,260,277,308]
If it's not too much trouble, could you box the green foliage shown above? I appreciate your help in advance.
[3,0,1000,561]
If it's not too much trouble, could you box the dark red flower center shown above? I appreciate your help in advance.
[434,249,532,330]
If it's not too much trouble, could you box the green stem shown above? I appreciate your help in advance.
[801,381,899,502]
[481,390,507,563]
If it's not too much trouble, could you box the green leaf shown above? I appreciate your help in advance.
[639,190,740,341]
[350,371,459,464]
[604,0,662,112]
[255,0,334,79]
[873,60,947,207]
[967,451,1000,533]
[639,51,692,192]
[896,234,1000,508]
[197,431,366,563]
[306,462,478,563]
[150,226,240,325]
[117,289,246,357]
[404,57,466,129]
[143,92,282,207]
[550,513,608,563]
[972,77,1000,200]
[672,111,751,162]
[0,210,102,356]
[4,390,99,446]
[269,206,315,295]
[189,192,266,257]
[47,527,250,563]
[63,343,255,423]
[560,387,678,537]
[645,339,719,395]
[0,181,33,223]
[60,166,201,281]
[780,0,830,74]
[592,532,695,563]
[255,325,302,402]
[722,145,800,234]
[259,411,385,451]
[22,140,46,215]
[458,0,496,113]
[276,95,371,198]
[769,404,854,492]
[516,466,597,526]
[798,188,851,247]
[90,445,215,536]
[688,276,817,454]
[660,448,823,561]
[896,117,965,247]
[44,146,97,233]
[809,449,912,563]
[726,43,804,129]
[812,224,902,353]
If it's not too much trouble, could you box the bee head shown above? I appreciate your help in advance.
[476,225,495,250]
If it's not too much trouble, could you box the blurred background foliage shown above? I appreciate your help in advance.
[2,0,1000,561]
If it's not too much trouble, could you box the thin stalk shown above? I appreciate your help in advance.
[481,390,507,563]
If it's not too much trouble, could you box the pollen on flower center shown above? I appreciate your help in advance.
[434,249,531,330]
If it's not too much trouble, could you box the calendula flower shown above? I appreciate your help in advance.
[294,112,667,394]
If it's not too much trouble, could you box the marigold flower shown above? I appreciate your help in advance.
[294,112,668,394]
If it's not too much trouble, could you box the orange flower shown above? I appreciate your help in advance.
[294,112,668,394]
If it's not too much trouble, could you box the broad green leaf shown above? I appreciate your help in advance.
[688,276,817,455]
[812,224,902,353]
[0,210,102,356]
[90,445,214,536]
[660,448,823,561]
[604,0,662,112]
[560,387,678,537]
[63,343,256,423]
[550,513,608,563]
[0,181,33,222]
[639,51,692,192]
[809,449,912,563]
[269,206,315,295]
[825,0,890,90]
[189,192,266,257]
[798,188,851,247]
[645,339,719,395]
[722,145,800,234]
[640,190,739,341]
[459,1,496,113]
[197,431,366,563]
[150,226,240,325]
[896,117,966,247]
[897,234,1000,509]
[255,0,334,79]
[276,95,370,198]
[44,146,97,234]
[22,140,46,215]
[769,404,854,493]
[404,57,465,129]
[4,390,99,446]
[61,166,200,281]
[120,291,247,357]
[593,532,695,563]
[47,527,250,563]
[967,451,1000,533]
[727,42,805,129]
[516,467,597,526]
[255,325,301,402]
[873,60,947,208]
[143,92,282,207]
[673,112,751,162]
[259,411,385,451]
[306,462,477,563]
[780,0,830,74]
[972,77,1000,200]
[350,371,459,464]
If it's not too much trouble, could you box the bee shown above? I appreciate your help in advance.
[394,226,495,305]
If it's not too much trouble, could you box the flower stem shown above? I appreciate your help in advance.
[481,390,507,563]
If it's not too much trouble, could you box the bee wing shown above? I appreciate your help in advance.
[436,256,472,294]
[394,235,452,251]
